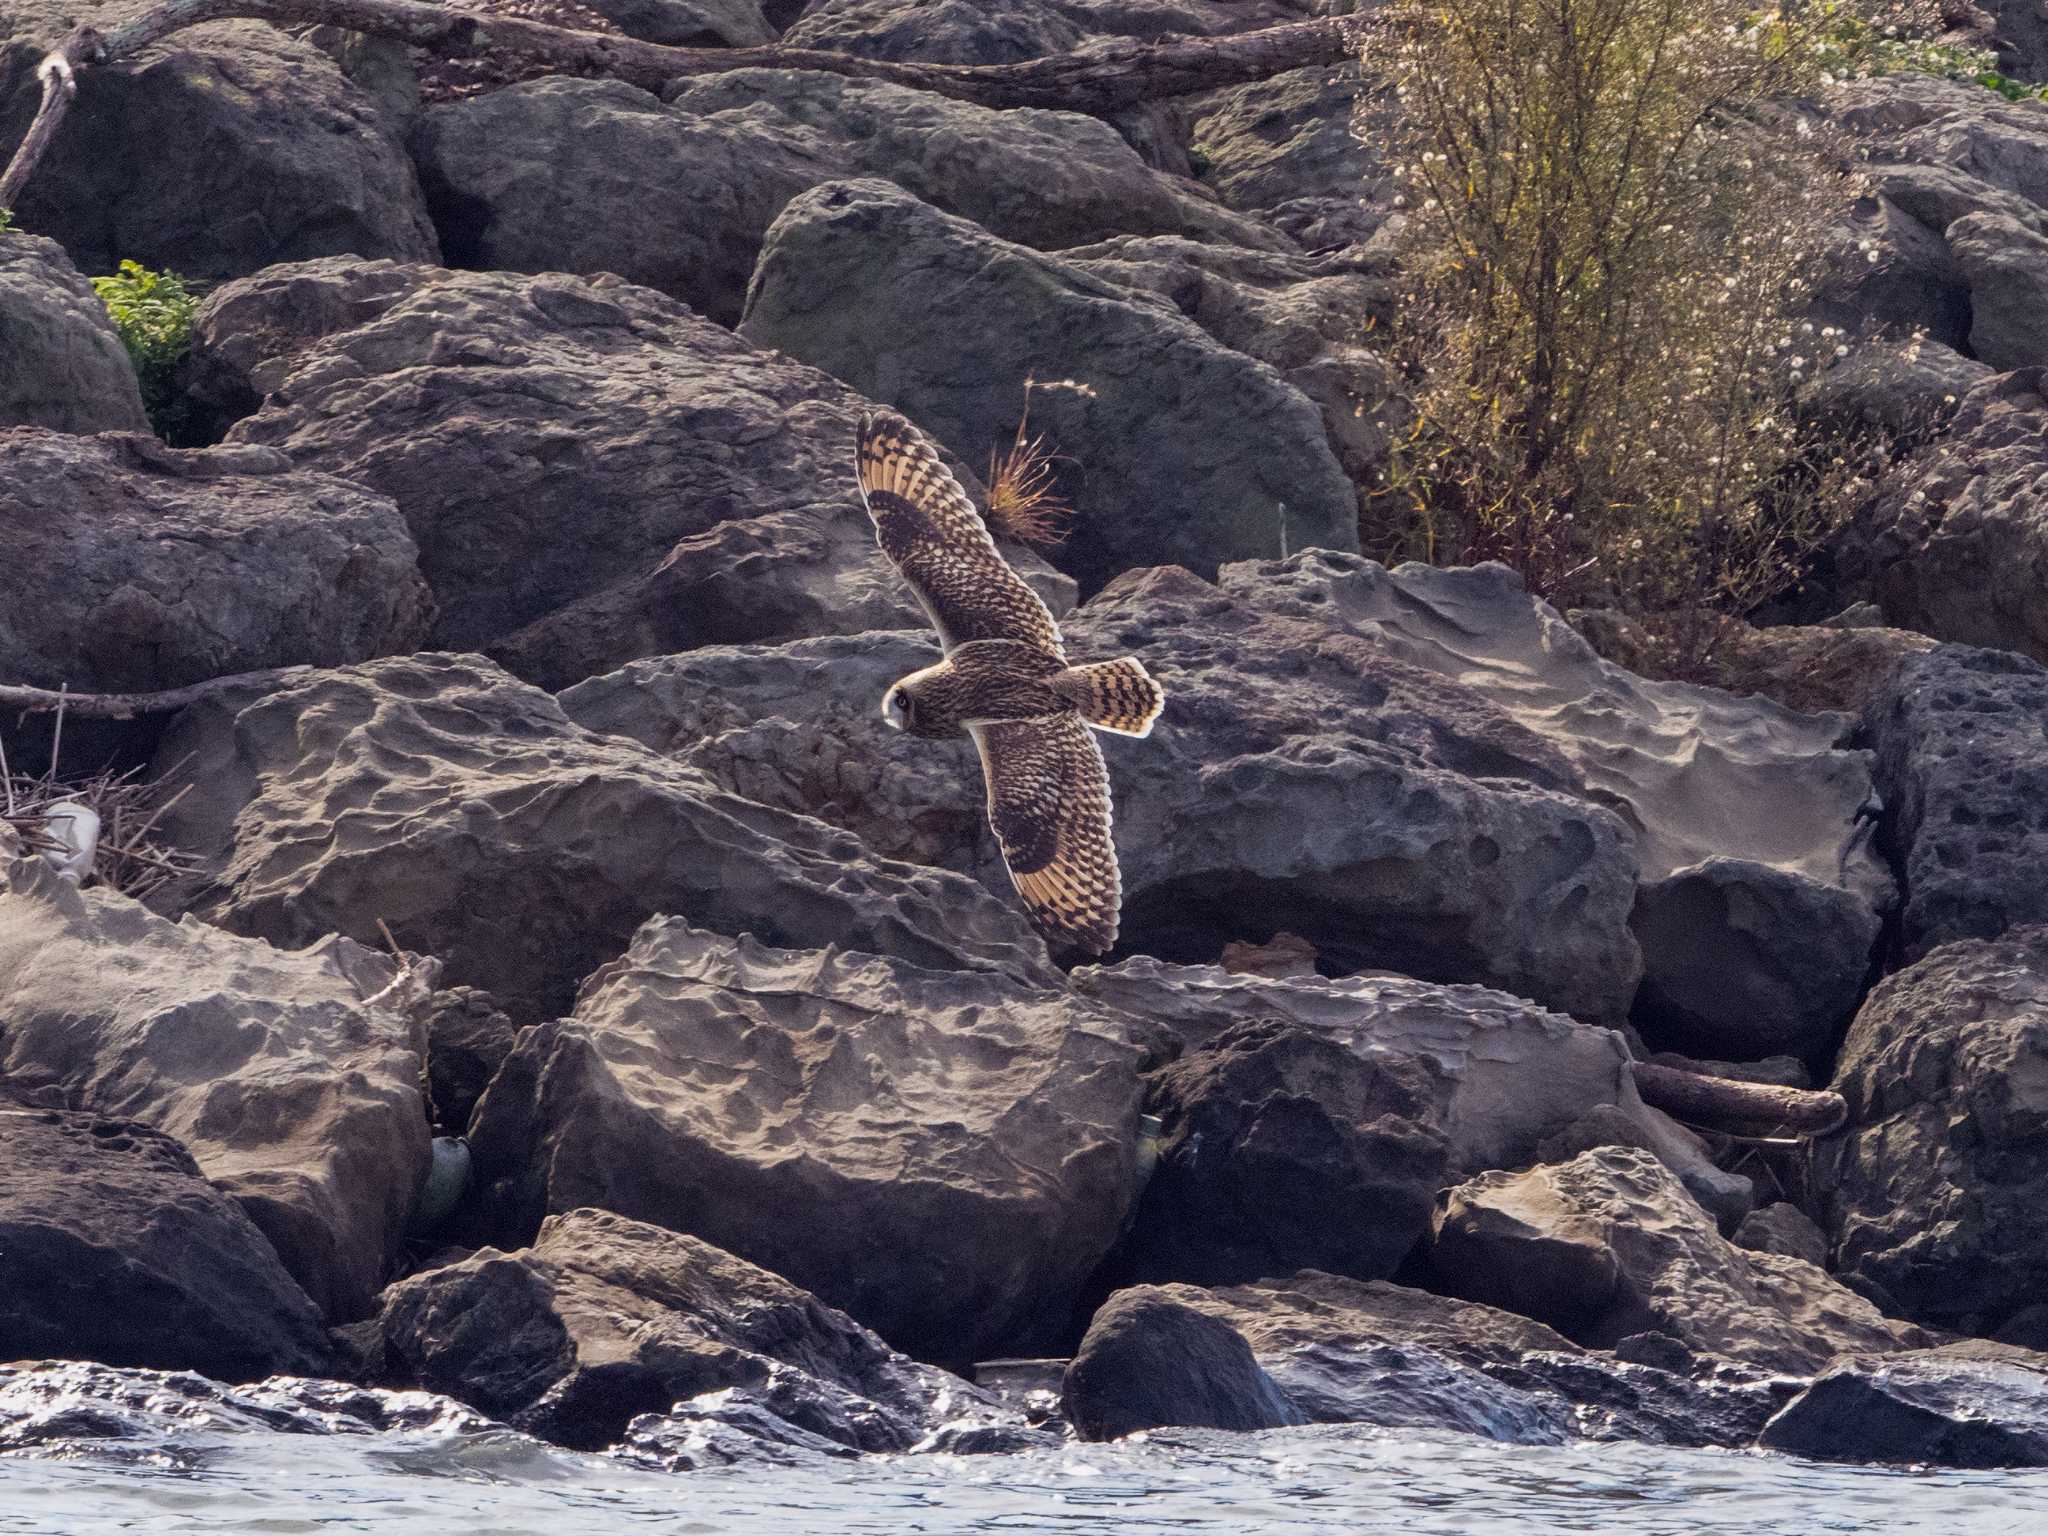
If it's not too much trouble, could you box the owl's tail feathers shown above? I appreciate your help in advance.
[1053,657,1165,738]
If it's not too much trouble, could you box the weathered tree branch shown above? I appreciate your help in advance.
[3,0,1356,212]
[0,666,312,720]
[1632,1060,1847,1137]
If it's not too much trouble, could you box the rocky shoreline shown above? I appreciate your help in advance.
[9,0,2048,1482]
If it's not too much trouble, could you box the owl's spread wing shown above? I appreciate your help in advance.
[970,715,1120,956]
[855,412,1066,659]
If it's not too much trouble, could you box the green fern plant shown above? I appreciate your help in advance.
[92,259,198,441]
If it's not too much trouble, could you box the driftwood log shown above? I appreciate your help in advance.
[1,0,1358,210]
[1632,1060,1847,1137]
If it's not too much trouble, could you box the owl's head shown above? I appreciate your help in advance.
[880,683,912,732]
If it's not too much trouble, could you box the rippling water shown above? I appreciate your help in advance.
[6,1420,2048,1534]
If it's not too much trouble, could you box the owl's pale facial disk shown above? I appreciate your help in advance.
[881,685,910,732]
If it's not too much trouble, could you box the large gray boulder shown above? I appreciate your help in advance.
[1949,211,2048,370]
[1075,957,1747,1220]
[1158,1270,1791,1448]
[1064,234,1400,494]
[201,259,1049,683]
[1865,646,2048,956]
[0,1101,336,1382]
[1187,62,1394,250]
[156,653,1058,1023]
[1816,927,2048,1337]
[741,180,1358,593]
[0,10,436,280]
[465,921,1145,1360]
[414,71,1279,328]
[582,0,775,44]
[0,428,431,694]
[377,1207,1011,1451]
[0,232,147,433]
[1428,1147,1925,1374]
[0,858,429,1320]
[1227,553,1891,1059]
[1833,375,2048,665]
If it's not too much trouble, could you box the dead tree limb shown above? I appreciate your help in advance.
[2,1,1357,211]
[1631,1060,1847,1137]
[0,666,312,720]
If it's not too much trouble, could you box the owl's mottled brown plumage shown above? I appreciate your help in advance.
[854,411,1163,955]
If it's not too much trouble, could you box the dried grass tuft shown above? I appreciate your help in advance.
[985,383,1078,549]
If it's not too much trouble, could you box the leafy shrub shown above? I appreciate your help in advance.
[0,207,14,233]
[92,259,198,441]
[1361,0,1874,668]
[1808,0,2048,100]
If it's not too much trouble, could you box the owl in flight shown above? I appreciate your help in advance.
[855,411,1164,956]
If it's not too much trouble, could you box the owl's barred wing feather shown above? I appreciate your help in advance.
[970,715,1121,956]
[855,412,1067,659]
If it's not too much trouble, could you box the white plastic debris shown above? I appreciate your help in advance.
[38,800,99,885]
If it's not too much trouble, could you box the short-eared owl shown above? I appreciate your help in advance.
[855,411,1164,955]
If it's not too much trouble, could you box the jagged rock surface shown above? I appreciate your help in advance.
[0,860,428,1320]
[464,921,1142,1360]
[1427,1147,1924,1374]
[1865,645,2048,957]
[155,653,1056,1023]
[1228,553,1890,1058]
[1816,926,2048,1337]
[1760,1345,2048,1468]
[0,1101,336,1382]
[377,1208,1012,1451]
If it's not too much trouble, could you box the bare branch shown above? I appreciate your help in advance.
[1632,1060,1847,1137]
[0,665,312,720]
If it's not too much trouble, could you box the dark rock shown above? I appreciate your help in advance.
[1813,190,1971,351]
[378,1208,1012,1452]
[1950,211,2048,369]
[1866,645,2048,954]
[156,653,1058,1023]
[1428,1147,1924,1373]
[465,921,1142,1360]
[0,1102,334,1381]
[1064,234,1400,493]
[740,180,1358,594]
[1067,565,1640,1019]
[0,232,148,433]
[0,429,431,694]
[1760,1346,2048,1467]
[204,260,1012,677]
[1229,553,1891,1060]
[1072,960,1746,1220]
[1732,1203,1829,1269]
[0,859,430,1320]
[1108,1016,1448,1288]
[419,987,518,1137]
[785,0,1083,59]
[1836,376,2048,662]
[0,12,436,281]
[1187,62,1393,250]
[1816,926,2048,1336]
[1063,1288,1307,1440]
[582,0,775,43]
[1158,1270,1789,1448]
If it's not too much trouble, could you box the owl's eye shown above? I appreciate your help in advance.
[881,686,911,731]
